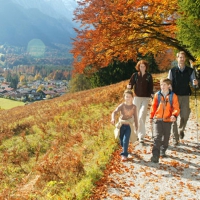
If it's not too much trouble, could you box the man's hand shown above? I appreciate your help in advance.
[193,79,198,86]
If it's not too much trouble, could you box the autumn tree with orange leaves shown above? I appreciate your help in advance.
[71,0,194,73]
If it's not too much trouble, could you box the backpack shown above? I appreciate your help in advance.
[157,91,174,108]
[134,72,151,83]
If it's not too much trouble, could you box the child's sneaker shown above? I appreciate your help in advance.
[127,154,134,159]
[121,156,128,161]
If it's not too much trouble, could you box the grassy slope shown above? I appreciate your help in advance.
[0,79,128,199]
[0,72,199,199]
[0,98,24,109]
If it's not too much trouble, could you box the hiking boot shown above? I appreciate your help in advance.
[173,139,179,146]
[151,156,159,163]
[180,131,185,139]
[160,152,167,158]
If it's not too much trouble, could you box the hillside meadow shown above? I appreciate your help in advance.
[0,72,199,199]
[0,98,24,110]
[0,79,127,199]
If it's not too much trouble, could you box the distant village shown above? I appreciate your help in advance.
[0,75,69,102]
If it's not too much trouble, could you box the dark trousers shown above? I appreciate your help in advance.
[172,95,190,141]
[152,120,172,157]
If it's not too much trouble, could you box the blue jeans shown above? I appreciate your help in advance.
[119,125,131,157]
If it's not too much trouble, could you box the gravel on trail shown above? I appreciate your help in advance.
[90,112,200,200]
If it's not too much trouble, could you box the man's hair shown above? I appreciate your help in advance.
[135,60,149,71]
[176,51,186,58]
[123,89,134,97]
[160,78,172,85]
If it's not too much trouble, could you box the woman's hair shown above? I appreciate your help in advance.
[135,60,149,71]
[123,89,134,97]
[160,78,172,85]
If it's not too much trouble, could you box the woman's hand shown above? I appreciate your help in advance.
[127,84,131,89]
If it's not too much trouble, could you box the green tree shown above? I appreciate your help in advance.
[4,70,12,82]
[89,60,135,87]
[177,0,200,61]
[0,55,5,62]
[89,54,158,88]
[69,74,92,92]
[10,74,19,89]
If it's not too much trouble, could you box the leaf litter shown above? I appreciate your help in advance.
[90,112,200,200]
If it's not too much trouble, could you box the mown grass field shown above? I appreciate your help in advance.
[0,98,24,109]
[0,73,199,199]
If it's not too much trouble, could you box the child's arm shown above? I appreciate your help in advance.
[149,93,158,123]
[111,104,121,125]
[111,112,115,125]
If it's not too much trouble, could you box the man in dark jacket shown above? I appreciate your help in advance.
[168,51,198,145]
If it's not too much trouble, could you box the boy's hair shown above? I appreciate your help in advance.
[160,78,172,85]
[135,60,149,71]
[123,89,134,97]
[176,51,186,58]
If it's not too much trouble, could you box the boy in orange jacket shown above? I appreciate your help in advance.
[150,78,180,163]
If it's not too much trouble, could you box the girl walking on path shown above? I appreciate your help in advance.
[127,60,154,144]
[111,89,138,161]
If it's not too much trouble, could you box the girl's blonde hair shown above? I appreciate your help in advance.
[123,89,134,97]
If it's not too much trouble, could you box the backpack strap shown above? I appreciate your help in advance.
[146,72,151,82]
[157,91,173,107]
[134,72,138,83]
[157,91,161,106]
[169,91,173,107]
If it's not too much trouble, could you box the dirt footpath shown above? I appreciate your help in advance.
[90,112,200,200]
